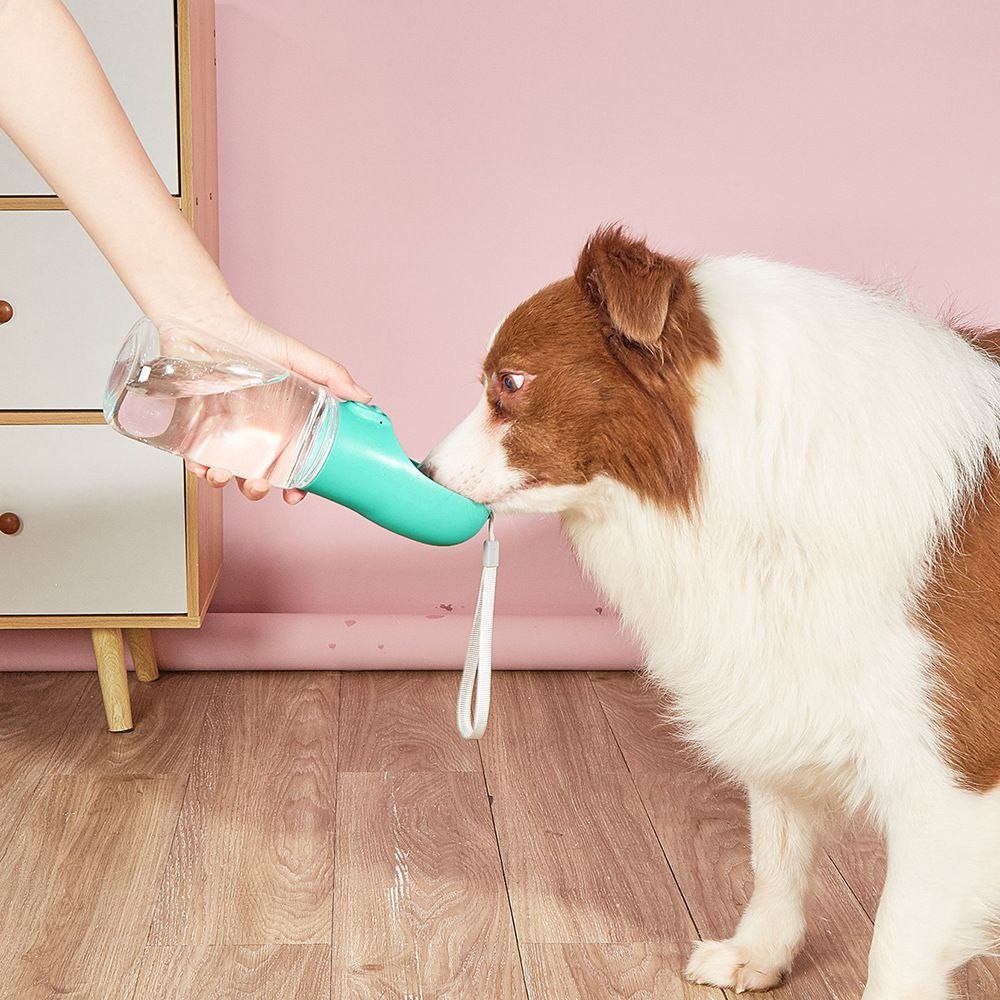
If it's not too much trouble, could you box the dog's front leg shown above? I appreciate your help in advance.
[860,787,996,1000]
[686,786,815,993]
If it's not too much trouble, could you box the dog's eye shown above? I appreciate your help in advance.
[500,372,525,392]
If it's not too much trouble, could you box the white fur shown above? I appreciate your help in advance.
[425,256,1000,997]
[423,393,527,504]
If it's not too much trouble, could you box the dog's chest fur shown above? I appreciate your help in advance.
[565,495,891,797]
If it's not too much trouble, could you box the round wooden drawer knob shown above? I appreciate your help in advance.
[0,512,22,536]
[0,301,12,324]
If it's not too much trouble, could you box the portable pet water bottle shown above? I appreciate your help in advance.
[104,318,496,736]
[104,318,488,544]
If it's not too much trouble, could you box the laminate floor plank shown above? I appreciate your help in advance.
[0,672,88,852]
[331,770,526,1000]
[133,944,330,999]
[338,670,480,773]
[481,670,623,780]
[46,672,217,777]
[5,669,995,1000]
[945,948,1000,996]
[826,819,885,919]
[481,672,715,1000]
[523,943,700,1000]
[0,772,186,1000]
[148,672,339,947]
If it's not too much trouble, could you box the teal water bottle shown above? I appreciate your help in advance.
[104,318,489,545]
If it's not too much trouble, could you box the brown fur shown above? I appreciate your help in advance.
[922,462,1000,791]
[958,324,1000,363]
[921,327,1000,792]
[483,226,718,510]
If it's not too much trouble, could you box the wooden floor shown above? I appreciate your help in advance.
[1,670,997,1000]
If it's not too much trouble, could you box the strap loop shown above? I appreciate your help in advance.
[457,515,498,739]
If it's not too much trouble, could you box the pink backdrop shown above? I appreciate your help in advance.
[5,0,1000,669]
[212,0,1000,623]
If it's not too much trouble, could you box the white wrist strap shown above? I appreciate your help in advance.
[457,515,498,739]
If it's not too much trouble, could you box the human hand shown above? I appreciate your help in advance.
[173,307,372,504]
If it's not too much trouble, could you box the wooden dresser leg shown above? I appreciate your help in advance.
[90,628,134,733]
[124,628,160,683]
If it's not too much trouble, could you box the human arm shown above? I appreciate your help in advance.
[0,0,370,501]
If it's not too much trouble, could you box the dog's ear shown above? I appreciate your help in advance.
[575,225,686,349]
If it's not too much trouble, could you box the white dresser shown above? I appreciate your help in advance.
[0,0,222,731]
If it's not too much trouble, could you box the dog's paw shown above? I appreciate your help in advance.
[685,939,785,993]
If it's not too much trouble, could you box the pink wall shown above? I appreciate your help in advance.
[3,1,998,671]
[209,0,1000,628]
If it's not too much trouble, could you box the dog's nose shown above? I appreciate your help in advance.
[420,459,438,481]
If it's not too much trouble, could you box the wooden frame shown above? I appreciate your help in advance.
[0,0,222,722]
[0,196,64,211]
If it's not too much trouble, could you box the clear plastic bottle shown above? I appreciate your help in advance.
[104,318,338,488]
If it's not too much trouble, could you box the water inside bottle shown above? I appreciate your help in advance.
[107,352,325,487]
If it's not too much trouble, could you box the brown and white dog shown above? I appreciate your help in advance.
[424,226,1000,999]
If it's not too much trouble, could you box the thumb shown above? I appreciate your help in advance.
[284,340,372,403]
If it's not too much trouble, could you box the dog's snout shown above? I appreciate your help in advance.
[420,459,438,482]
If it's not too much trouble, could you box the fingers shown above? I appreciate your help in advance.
[285,340,372,403]
[196,466,268,499]
[191,462,234,489]
[195,468,303,505]
[207,468,232,488]
[236,477,270,501]
[327,365,373,403]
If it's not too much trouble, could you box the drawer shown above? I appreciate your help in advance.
[0,212,141,411]
[0,0,179,196]
[0,424,187,615]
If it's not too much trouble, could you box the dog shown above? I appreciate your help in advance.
[423,225,1000,998]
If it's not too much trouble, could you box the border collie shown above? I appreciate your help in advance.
[424,226,1000,999]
